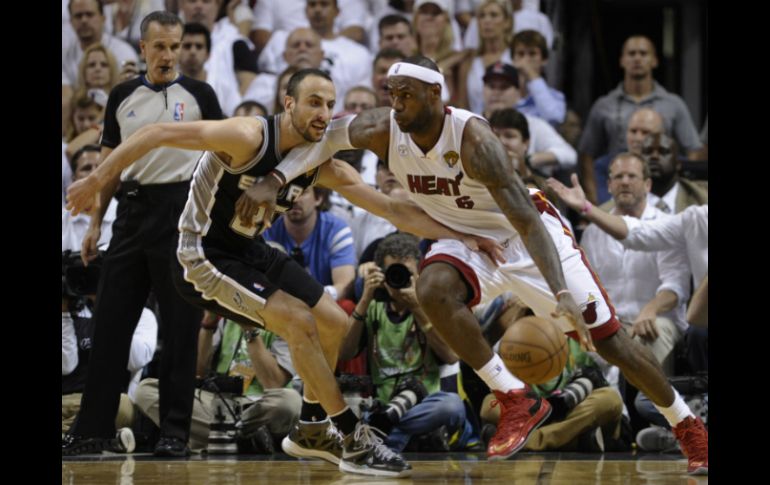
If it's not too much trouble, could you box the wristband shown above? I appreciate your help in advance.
[352,311,365,322]
[580,200,592,215]
[324,285,339,301]
[268,170,286,186]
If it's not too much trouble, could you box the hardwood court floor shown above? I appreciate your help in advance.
[62,452,707,484]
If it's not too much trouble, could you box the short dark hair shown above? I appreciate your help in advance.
[286,68,333,99]
[312,186,332,211]
[401,55,440,72]
[374,48,406,67]
[70,144,101,173]
[183,22,211,53]
[374,233,422,268]
[234,100,268,117]
[140,11,183,40]
[511,30,549,60]
[608,152,651,180]
[488,108,530,141]
[379,14,413,35]
[69,0,103,15]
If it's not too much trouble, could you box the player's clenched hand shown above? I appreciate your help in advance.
[235,175,281,228]
[552,291,596,352]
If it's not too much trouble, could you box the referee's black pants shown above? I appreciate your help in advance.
[71,181,202,442]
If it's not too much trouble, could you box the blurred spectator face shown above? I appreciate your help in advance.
[558,110,582,148]
[372,56,402,107]
[641,133,678,182]
[344,89,376,114]
[415,3,448,36]
[375,163,402,195]
[608,155,650,212]
[84,49,111,89]
[306,0,338,32]
[478,2,510,42]
[73,150,101,182]
[380,22,416,55]
[234,104,267,117]
[284,28,324,69]
[483,79,520,115]
[626,109,663,154]
[72,104,104,136]
[180,0,220,30]
[286,187,322,223]
[70,0,104,45]
[492,126,529,164]
[512,43,545,73]
[620,36,658,80]
[180,32,209,74]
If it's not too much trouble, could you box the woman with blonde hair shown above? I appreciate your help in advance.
[412,0,467,103]
[457,0,514,113]
[64,44,120,137]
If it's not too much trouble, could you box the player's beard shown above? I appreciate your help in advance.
[398,109,431,133]
[291,107,324,143]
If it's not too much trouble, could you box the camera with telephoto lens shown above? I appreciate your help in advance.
[368,375,428,434]
[384,263,412,289]
[546,367,608,422]
[198,374,244,454]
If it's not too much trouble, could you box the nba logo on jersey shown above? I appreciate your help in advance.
[174,102,185,121]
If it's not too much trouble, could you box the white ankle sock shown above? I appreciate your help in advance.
[475,354,525,392]
[654,390,693,427]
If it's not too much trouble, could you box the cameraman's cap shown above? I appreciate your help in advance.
[483,62,519,88]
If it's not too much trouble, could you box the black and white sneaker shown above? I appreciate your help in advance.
[108,427,136,453]
[62,434,107,456]
[281,419,343,465]
[339,423,411,478]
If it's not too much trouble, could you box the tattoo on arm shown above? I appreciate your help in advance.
[348,107,391,160]
[462,118,568,295]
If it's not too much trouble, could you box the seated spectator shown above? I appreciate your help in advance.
[133,315,302,452]
[339,233,477,452]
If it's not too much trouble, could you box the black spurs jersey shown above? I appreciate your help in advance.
[178,114,320,250]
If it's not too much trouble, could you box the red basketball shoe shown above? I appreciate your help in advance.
[672,416,708,475]
[487,388,551,460]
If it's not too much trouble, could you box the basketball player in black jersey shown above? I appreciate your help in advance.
[68,68,502,477]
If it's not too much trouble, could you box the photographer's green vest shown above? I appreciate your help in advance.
[365,301,440,402]
[215,320,293,395]
[531,339,601,397]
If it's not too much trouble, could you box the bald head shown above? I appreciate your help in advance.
[627,108,664,154]
[284,28,324,69]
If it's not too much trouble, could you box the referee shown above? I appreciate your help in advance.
[63,10,223,457]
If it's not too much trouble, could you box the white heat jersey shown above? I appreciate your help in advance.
[388,107,520,242]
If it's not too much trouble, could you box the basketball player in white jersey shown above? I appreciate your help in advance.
[246,56,707,475]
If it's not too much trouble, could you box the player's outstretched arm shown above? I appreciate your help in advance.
[317,159,504,263]
[66,117,263,216]
[461,118,595,351]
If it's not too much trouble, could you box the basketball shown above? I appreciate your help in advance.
[498,316,569,385]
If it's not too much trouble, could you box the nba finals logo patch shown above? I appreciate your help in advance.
[443,151,460,168]
[173,102,185,121]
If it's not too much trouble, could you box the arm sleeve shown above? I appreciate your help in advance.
[127,308,158,373]
[328,224,356,268]
[654,242,692,307]
[273,115,355,182]
[62,312,79,375]
[671,97,703,152]
[529,115,576,167]
[100,87,125,149]
[527,79,566,125]
[196,83,225,121]
[621,214,686,252]
[577,101,606,157]
[232,39,259,74]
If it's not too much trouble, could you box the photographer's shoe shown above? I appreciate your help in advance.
[62,434,107,456]
[107,427,136,453]
[153,436,191,457]
[281,419,343,465]
[672,416,708,475]
[635,425,679,452]
[339,422,411,478]
[486,389,551,461]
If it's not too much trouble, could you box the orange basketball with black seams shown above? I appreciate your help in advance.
[498,316,569,385]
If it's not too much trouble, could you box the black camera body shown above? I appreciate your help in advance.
[384,263,412,289]
[62,250,104,298]
[546,366,608,422]
[368,375,428,434]
[198,374,245,395]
